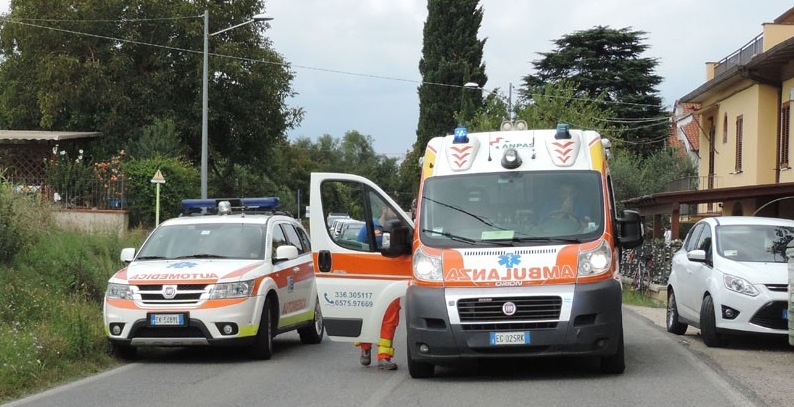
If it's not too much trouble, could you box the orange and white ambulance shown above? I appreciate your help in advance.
[310,123,642,378]
[104,197,323,360]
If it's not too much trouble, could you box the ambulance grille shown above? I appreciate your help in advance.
[136,284,209,305]
[457,296,562,322]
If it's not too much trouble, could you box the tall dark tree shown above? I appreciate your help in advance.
[403,0,487,195]
[522,26,666,157]
[0,0,300,195]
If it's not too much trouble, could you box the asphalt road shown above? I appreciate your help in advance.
[4,306,791,407]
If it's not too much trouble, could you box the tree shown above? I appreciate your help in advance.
[0,0,300,195]
[406,0,487,196]
[521,26,666,157]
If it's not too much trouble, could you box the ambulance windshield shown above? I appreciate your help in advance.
[418,171,604,247]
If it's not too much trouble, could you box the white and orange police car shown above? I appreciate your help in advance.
[103,197,322,359]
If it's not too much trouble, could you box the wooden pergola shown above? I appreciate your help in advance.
[0,130,102,185]
[623,182,794,240]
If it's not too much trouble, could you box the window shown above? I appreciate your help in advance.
[282,224,305,254]
[781,104,791,168]
[722,114,728,144]
[735,115,743,172]
[296,227,312,253]
[270,223,288,260]
[684,224,704,252]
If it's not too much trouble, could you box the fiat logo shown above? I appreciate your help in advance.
[162,285,177,299]
[502,301,516,316]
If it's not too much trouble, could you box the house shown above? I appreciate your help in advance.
[625,6,794,240]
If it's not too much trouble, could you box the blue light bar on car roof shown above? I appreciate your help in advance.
[181,197,280,211]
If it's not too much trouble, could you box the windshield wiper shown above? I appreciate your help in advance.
[135,255,166,260]
[173,254,228,259]
[421,229,476,244]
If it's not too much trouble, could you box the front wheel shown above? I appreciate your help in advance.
[407,345,435,378]
[298,297,324,344]
[700,295,728,348]
[250,296,275,360]
[666,290,688,335]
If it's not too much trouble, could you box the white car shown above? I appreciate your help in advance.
[103,197,323,359]
[666,216,793,347]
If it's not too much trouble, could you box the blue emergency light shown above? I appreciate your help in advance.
[181,197,280,212]
[453,127,469,144]
[555,123,571,139]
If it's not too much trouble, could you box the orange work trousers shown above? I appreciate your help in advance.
[356,298,401,360]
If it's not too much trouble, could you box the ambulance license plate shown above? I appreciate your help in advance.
[489,331,530,346]
[148,313,186,326]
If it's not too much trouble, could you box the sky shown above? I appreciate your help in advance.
[1,1,792,159]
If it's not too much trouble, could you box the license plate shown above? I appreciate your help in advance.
[784,309,789,320]
[490,331,530,346]
[149,313,186,326]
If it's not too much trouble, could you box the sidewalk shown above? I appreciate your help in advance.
[623,304,666,328]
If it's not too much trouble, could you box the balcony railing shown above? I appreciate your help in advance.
[713,33,764,78]
[5,176,127,210]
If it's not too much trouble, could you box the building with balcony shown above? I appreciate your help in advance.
[626,6,794,239]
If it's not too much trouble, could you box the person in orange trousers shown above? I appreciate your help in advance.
[356,298,400,370]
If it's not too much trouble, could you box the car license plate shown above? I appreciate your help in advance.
[149,313,186,326]
[490,331,530,346]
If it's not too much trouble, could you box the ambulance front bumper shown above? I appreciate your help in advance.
[405,280,622,365]
[103,296,263,347]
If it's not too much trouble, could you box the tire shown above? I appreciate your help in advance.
[700,295,728,348]
[298,297,324,345]
[600,327,625,374]
[666,290,688,335]
[111,343,137,361]
[407,344,435,379]
[250,296,275,360]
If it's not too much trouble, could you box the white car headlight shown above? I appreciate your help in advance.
[578,240,612,276]
[106,283,134,299]
[413,248,443,282]
[723,274,759,297]
[211,280,254,299]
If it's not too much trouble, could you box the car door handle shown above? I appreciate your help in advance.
[318,250,331,273]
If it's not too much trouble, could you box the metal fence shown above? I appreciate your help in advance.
[5,176,127,210]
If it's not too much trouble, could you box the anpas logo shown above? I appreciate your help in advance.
[445,253,575,285]
[493,139,534,150]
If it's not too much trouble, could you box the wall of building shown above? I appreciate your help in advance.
[762,23,794,51]
[53,209,129,237]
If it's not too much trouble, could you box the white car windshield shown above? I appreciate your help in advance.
[136,223,266,260]
[418,171,604,247]
[716,224,794,263]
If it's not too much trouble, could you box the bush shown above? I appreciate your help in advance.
[123,157,200,227]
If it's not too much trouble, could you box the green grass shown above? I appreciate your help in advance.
[622,287,666,308]
[0,194,146,403]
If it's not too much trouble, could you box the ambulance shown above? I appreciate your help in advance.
[103,197,323,360]
[309,123,642,378]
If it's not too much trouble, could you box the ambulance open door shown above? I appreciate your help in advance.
[309,173,413,343]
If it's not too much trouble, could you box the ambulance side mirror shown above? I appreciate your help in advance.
[616,210,643,249]
[380,220,413,258]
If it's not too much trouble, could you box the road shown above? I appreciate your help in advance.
[4,306,789,407]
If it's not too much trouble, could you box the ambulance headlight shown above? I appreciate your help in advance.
[413,248,443,282]
[211,280,254,299]
[578,240,612,277]
[106,283,134,300]
[501,148,522,169]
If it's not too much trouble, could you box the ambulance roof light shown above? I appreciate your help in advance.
[555,123,571,139]
[453,127,469,144]
[501,148,522,169]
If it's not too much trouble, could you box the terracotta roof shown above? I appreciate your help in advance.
[669,102,700,152]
